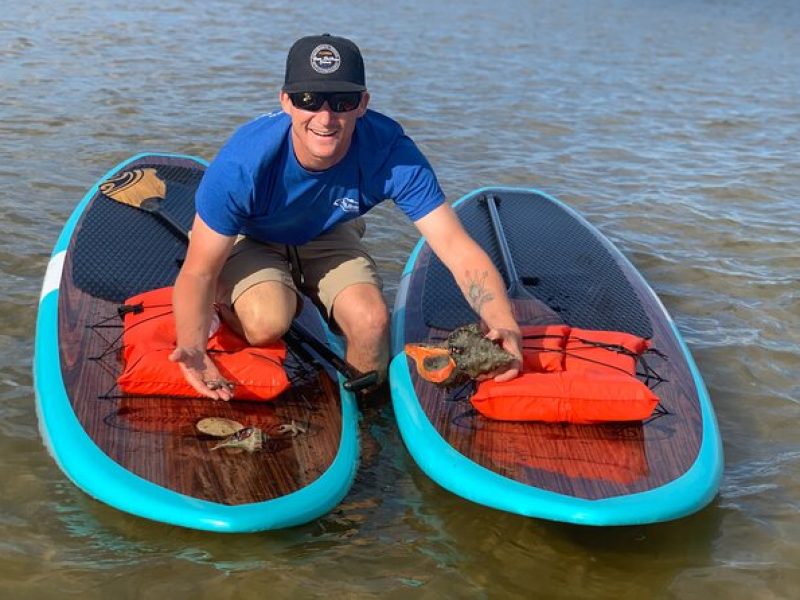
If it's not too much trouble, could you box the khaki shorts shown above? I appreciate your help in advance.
[217,218,382,321]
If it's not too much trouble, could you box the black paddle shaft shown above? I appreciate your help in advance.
[481,194,537,300]
[284,324,379,392]
[479,194,565,326]
[140,197,191,242]
[138,201,377,391]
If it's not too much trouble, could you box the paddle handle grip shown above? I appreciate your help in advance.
[342,371,380,393]
[286,322,378,393]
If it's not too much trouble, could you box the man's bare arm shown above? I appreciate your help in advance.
[171,214,236,399]
[414,204,521,381]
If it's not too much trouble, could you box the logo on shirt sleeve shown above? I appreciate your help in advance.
[334,197,359,213]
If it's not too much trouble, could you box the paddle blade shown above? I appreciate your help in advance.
[100,168,166,209]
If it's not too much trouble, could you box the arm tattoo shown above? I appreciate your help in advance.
[465,270,494,316]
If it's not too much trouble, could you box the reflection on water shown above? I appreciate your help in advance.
[2,0,799,597]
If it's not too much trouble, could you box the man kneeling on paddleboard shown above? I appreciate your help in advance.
[171,34,522,400]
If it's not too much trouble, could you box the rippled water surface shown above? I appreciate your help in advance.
[2,0,798,597]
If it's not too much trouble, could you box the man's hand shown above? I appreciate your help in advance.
[484,327,523,382]
[169,346,234,401]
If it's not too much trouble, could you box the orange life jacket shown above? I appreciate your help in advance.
[116,287,290,401]
[470,325,660,424]
[519,324,571,372]
[564,328,650,375]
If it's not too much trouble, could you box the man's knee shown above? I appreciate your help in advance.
[335,289,389,344]
[349,304,389,343]
[239,312,291,346]
[230,282,296,346]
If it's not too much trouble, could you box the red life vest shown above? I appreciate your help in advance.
[470,325,660,423]
[116,287,290,401]
[520,324,571,373]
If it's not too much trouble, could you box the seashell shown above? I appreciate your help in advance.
[196,417,244,438]
[404,343,457,384]
[405,323,515,385]
[447,324,516,380]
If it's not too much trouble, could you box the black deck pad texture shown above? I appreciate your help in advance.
[71,162,202,303]
[421,190,653,338]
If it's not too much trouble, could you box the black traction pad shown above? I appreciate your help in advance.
[71,159,203,303]
[421,190,653,338]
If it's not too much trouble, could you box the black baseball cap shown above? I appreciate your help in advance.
[283,34,366,93]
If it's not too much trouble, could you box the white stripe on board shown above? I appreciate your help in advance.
[40,251,65,302]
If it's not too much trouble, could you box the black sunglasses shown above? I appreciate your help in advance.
[288,91,363,113]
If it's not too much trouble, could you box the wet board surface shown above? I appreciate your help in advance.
[389,187,723,525]
[34,153,358,532]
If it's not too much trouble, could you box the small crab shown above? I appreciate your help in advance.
[277,420,307,437]
[211,426,265,452]
[197,417,307,453]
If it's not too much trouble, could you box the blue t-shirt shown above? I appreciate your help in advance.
[196,109,445,245]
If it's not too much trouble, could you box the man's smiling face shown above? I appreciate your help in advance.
[280,91,370,171]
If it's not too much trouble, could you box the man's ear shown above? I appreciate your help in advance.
[279,91,292,113]
[358,91,371,117]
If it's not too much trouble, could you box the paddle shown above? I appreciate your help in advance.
[100,168,189,241]
[284,323,378,391]
[102,167,379,392]
[480,193,563,323]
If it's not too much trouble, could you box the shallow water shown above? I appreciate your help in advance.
[1,0,798,597]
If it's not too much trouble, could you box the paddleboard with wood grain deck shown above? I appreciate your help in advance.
[389,187,723,525]
[34,153,359,532]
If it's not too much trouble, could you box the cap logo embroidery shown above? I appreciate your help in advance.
[310,44,341,74]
